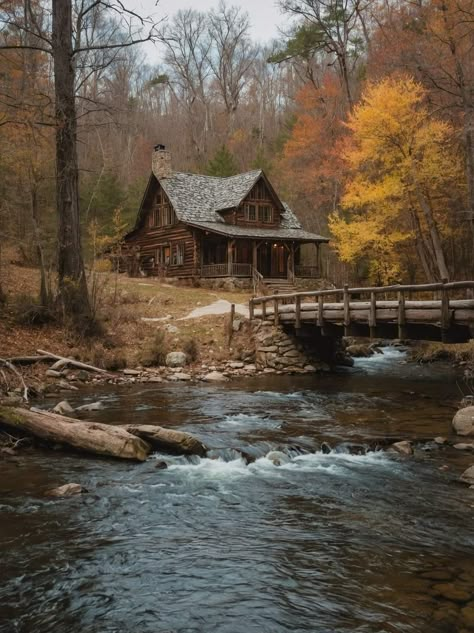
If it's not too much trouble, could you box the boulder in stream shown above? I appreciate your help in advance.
[75,401,104,412]
[391,440,413,456]
[459,465,474,485]
[46,483,84,497]
[346,344,374,358]
[452,407,474,436]
[53,401,75,415]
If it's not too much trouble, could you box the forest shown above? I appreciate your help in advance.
[0,0,473,317]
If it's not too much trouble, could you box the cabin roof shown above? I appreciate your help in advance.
[130,168,329,243]
[186,221,329,242]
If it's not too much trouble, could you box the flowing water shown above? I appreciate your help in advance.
[1,349,474,633]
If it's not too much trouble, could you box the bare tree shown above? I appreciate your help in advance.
[208,1,256,134]
[278,0,372,109]
[160,9,212,158]
[0,0,159,325]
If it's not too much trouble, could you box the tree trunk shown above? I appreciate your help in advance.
[123,424,207,456]
[412,178,450,280]
[0,407,151,461]
[52,0,91,322]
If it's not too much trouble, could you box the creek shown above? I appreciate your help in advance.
[1,349,474,632]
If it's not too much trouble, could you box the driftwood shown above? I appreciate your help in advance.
[123,424,208,457]
[37,349,107,374]
[6,355,54,366]
[0,359,29,401]
[0,407,150,461]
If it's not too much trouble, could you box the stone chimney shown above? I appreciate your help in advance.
[152,144,172,179]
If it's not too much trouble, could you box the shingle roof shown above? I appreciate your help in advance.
[186,221,329,242]
[132,168,329,243]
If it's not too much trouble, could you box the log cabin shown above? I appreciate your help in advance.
[123,145,329,289]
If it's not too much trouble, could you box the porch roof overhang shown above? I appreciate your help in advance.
[188,221,329,243]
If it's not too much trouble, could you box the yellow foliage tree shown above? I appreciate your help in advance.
[329,76,464,283]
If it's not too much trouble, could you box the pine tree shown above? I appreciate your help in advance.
[205,146,238,177]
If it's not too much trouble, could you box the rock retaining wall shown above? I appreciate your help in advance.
[253,321,328,373]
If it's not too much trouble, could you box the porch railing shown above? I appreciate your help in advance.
[201,263,252,278]
[295,265,320,278]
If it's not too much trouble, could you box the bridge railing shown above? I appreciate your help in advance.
[249,280,474,336]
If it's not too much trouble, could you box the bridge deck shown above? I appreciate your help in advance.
[249,281,474,342]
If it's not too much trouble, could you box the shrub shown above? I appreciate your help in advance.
[139,330,169,367]
[12,294,54,326]
[183,337,199,362]
[95,259,113,273]
[103,351,127,371]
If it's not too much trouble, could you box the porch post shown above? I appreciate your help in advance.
[252,240,258,271]
[227,239,234,276]
[288,242,295,283]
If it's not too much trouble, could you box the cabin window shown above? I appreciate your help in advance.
[252,180,267,200]
[259,205,272,223]
[172,243,185,266]
[244,204,256,221]
[149,189,175,227]
[156,245,170,266]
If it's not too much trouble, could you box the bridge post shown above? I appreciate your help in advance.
[273,290,279,326]
[249,299,254,320]
[343,284,350,336]
[397,290,407,339]
[441,278,451,342]
[317,294,325,335]
[295,295,301,329]
[369,291,376,338]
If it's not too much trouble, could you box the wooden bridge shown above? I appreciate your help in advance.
[249,281,474,343]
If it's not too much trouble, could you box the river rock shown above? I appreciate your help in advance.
[46,483,84,497]
[432,583,472,603]
[460,396,474,408]
[453,407,474,436]
[53,401,75,416]
[392,440,413,455]
[203,371,228,382]
[434,436,447,444]
[461,603,474,628]
[346,344,374,358]
[232,319,242,332]
[76,370,90,382]
[460,465,474,485]
[75,401,104,412]
[169,373,191,381]
[266,450,290,466]
[166,352,187,368]
[123,369,141,376]
[454,442,474,451]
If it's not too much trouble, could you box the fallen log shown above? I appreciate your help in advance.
[0,407,150,461]
[123,424,207,457]
[6,355,54,366]
[36,349,108,374]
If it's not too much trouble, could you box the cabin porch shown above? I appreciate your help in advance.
[199,236,323,281]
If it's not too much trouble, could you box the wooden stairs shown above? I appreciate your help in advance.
[263,279,297,296]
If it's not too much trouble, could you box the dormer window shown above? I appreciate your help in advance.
[244,204,256,221]
[259,205,272,223]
